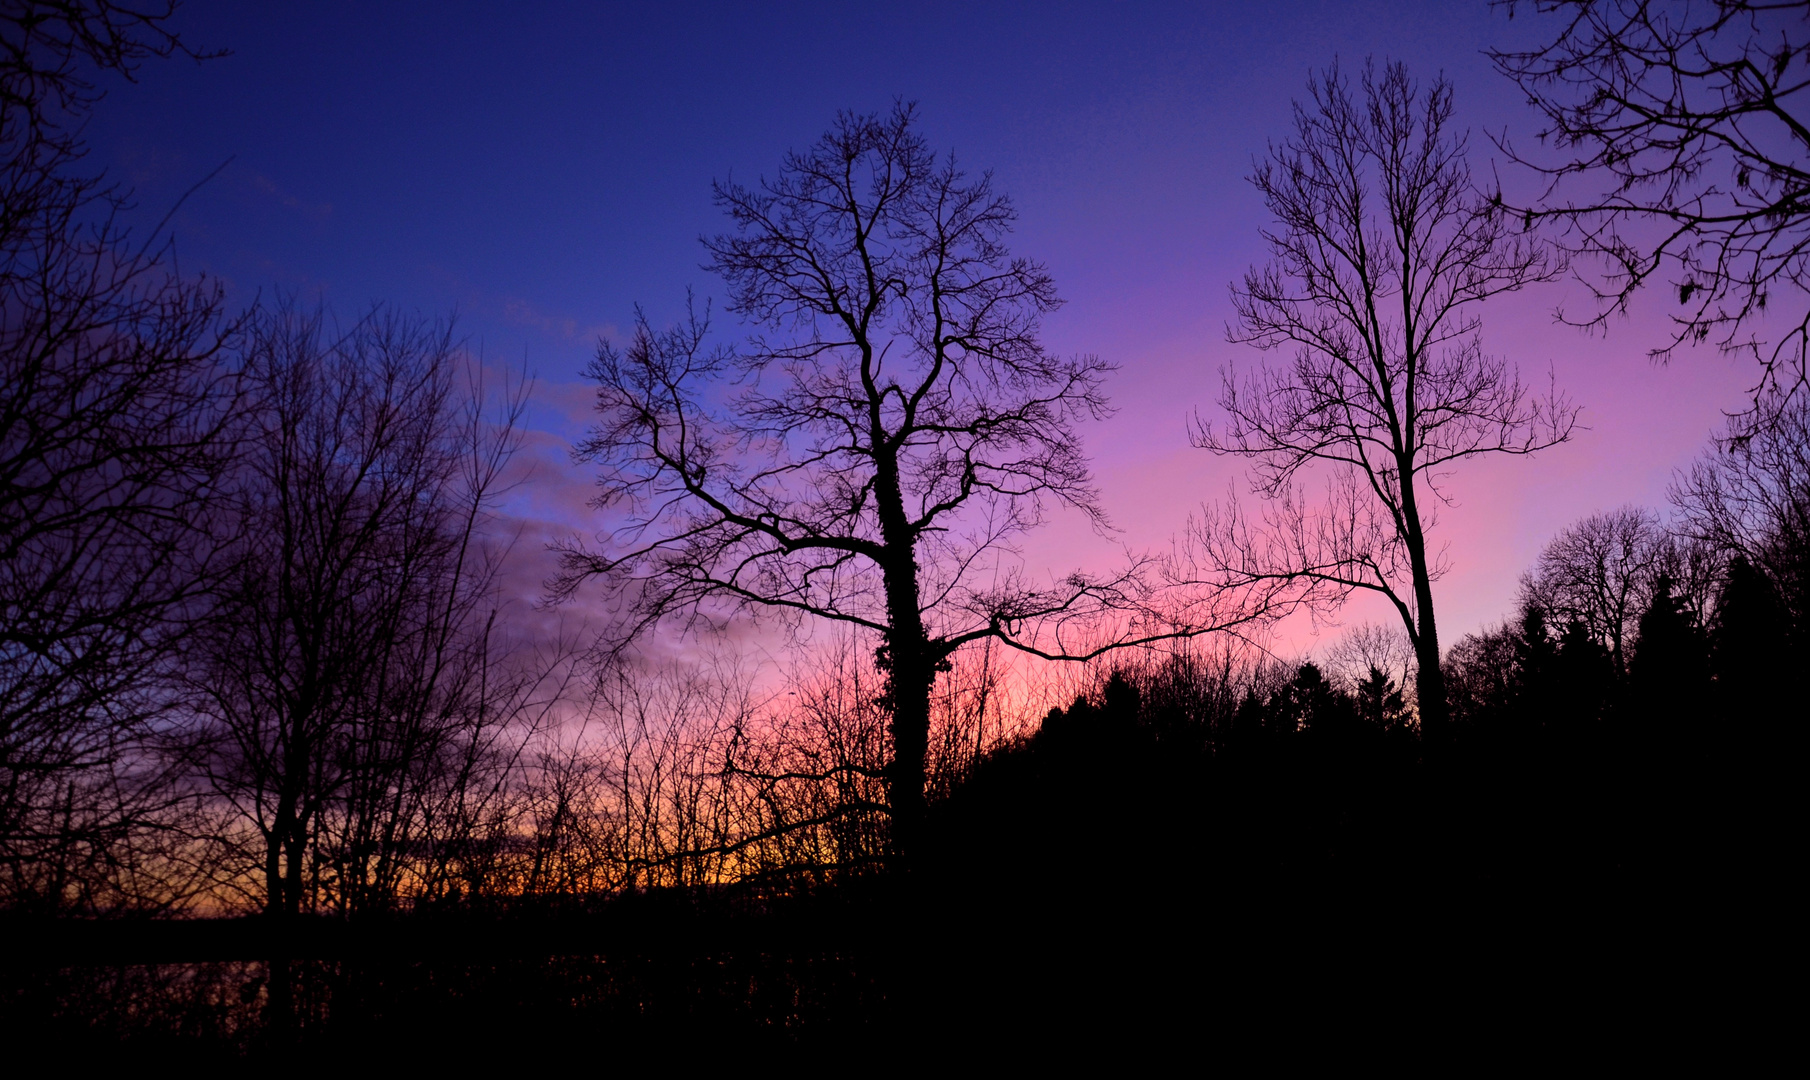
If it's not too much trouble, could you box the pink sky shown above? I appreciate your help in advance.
[91,1,1768,665]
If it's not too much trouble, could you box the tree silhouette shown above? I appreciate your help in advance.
[1491,0,1810,415]
[1673,386,1810,640]
[557,104,1249,857]
[1521,507,1667,678]
[1550,613,1614,735]
[0,0,236,911]
[1354,665,1410,734]
[190,305,526,926]
[1627,572,1712,741]
[1193,60,1576,749]
[1275,662,1345,741]
[1708,553,1795,894]
[1709,553,1791,767]
[1712,555,1787,698]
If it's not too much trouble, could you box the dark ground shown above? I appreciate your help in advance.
[5,678,1785,1065]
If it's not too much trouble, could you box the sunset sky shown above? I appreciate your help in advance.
[90,0,1763,656]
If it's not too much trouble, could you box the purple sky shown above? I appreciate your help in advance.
[92,1,1762,654]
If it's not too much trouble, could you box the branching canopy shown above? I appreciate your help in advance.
[1492,0,1810,414]
[558,105,1231,668]
[1195,62,1574,635]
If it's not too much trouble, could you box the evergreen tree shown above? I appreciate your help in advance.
[1230,690,1268,757]
[1354,666,1409,735]
[1551,617,1613,735]
[1712,556,1791,740]
[1628,574,1713,744]
[1509,604,1561,743]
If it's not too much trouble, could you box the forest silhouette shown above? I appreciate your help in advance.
[2,1,1803,1061]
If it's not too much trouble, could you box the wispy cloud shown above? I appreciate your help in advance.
[250,174,332,222]
[503,297,617,346]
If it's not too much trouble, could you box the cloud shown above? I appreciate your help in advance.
[502,297,617,346]
[250,174,332,222]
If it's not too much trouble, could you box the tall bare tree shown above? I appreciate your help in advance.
[556,105,1227,857]
[0,1,236,910]
[1491,0,1810,419]
[1193,61,1576,745]
[189,304,528,925]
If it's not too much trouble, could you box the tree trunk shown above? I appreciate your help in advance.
[1413,613,1449,751]
[1398,471,1451,752]
[873,446,932,864]
[264,814,296,1039]
[880,556,933,863]
[266,730,307,1038]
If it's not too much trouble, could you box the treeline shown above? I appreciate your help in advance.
[999,395,1805,873]
[914,444,1801,1050]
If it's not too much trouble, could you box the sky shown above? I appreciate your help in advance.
[87,0,1764,658]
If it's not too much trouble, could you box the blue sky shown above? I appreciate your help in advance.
[87,1,1763,650]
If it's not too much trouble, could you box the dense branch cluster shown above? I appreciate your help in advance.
[1,0,237,911]
[1493,0,1810,409]
[559,109,1128,652]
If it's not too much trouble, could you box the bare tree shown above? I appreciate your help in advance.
[0,1,237,911]
[1672,386,1810,633]
[556,104,1237,856]
[1325,621,1419,704]
[1490,0,1810,419]
[1521,506,1671,676]
[188,304,529,926]
[590,655,765,890]
[1193,61,1577,746]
